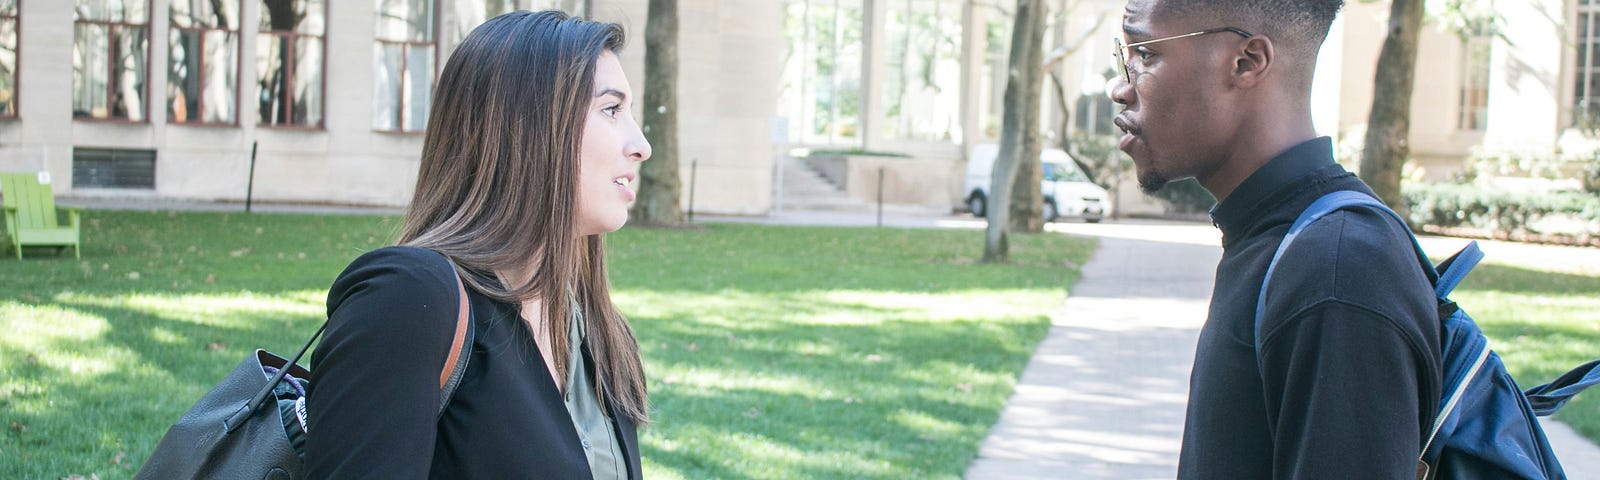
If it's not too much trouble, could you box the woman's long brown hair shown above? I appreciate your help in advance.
[396,10,647,424]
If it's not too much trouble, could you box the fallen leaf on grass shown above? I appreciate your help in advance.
[20,294,41,303]
[9,421,24,433]
[229,247,251,257]
[111,450,125,465]
[206,342,227,352]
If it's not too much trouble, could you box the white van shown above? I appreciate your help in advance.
[964,144,1108,223]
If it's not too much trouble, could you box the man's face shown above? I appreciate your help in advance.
[1109,0,1239,193]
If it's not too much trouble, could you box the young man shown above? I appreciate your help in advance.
[1107,0,1442,478]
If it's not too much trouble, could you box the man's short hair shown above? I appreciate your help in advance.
[1158,0,1344,58]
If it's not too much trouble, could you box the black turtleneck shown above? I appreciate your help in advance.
[1178,137,1442,479]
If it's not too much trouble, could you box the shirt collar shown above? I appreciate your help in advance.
[1208,137,1337,238]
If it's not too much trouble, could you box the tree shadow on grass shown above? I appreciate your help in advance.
[1,298,323,479]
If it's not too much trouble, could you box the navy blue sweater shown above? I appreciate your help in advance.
[1177,138,1442,479]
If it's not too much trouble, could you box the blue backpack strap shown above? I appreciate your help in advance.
[1524,359,1600,416]
[1433,241,1483,298]
[1255,191,1438,362]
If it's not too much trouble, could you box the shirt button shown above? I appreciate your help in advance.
[581,439,592,449]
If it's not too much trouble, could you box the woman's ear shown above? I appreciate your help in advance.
[1232,35,1274,89]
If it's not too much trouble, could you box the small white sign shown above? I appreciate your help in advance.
[36,171,50,185]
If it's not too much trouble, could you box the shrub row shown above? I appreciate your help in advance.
[1403,183,1600,240]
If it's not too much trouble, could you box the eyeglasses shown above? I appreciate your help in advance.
[1113,27,1253,83]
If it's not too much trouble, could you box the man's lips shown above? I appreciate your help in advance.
[1113,115,1139,136]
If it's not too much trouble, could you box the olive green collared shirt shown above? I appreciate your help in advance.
[565,304,627,480]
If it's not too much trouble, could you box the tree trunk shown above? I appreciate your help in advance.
[630,0,684,226]
[1359,0,1422,217]
[985,0,1047,262]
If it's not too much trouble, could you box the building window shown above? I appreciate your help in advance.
[169,0,239,124]
[447,1,590,55]
[0,0,17,118]
[373,0,437,132]
[882,0,962,143]
[779,0,863,146]
[73,0,151,121]
[258,0,325,127]
[1458,35,1490,131]
[1577,0,1600,131]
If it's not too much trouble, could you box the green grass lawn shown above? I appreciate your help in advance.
[0,210,1096,479]
[1445,259,1600,442]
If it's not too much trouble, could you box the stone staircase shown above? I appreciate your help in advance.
[772,153,873,212]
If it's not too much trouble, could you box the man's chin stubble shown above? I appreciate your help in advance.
[1138,171,1168,194]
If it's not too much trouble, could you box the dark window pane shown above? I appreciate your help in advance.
[299,0,325,33]
[202,30,236,122]
[73,23,110,117]
[372,42,403,130]
[113,25,149,120]
[168,28,200,121]
[261,0,323,33]
[294,36,323,125]
[376,0,434,42]
[0,18,15,116]
[76,0,150,24]
[256,33,288,124]
[453,0,517,46]
[404,45,432,131]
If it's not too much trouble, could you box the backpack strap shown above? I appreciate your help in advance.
[242,252,475,425]
[1524,360,1600,416]
[1254,190,1437,367]
[437,262,474,417]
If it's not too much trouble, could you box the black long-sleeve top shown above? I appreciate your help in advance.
[1177,137,1443,479]
[305,247,641,479]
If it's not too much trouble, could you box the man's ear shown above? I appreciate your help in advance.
[1232,35,1273,89]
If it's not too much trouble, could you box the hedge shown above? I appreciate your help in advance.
[1403,183,1600,242]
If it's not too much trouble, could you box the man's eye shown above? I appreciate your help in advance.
[1135,47,1154,60]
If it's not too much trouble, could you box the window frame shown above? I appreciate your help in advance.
[257,0,328,130]
[168,0,242,126]
[73,1,154,124]
[0,0,20,120]
[1457,34,1491,132]
[1573,1,1600,131]
[372,0,440,134]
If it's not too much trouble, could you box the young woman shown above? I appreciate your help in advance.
[306,10,651,479]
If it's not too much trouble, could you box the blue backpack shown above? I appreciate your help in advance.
[1258,190,1600,479]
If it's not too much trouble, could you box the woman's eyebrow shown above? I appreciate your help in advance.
[594,88,627,103]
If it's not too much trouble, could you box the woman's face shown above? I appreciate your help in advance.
[575,50,651,237]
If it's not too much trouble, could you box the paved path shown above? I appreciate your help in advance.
[968,220,1600,479]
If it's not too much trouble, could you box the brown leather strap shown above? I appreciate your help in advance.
[438,273,470,389]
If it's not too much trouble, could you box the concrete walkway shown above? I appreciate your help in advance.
[967,220,1600,479]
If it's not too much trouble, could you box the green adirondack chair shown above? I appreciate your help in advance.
[1,172,82,259]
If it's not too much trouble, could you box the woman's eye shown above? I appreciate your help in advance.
[602,105,622,118]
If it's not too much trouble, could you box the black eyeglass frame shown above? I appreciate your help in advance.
[1113,27,1254,82]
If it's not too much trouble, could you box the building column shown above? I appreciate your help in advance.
[959,0,985,155]
[860,0,887,150]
